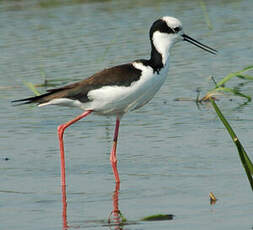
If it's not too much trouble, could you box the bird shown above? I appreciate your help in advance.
[12,16,217,186]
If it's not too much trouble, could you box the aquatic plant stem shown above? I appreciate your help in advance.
[210,99,253,191]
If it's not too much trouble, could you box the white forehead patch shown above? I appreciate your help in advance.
[161,16,182,29]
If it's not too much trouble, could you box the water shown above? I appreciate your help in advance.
[0,0,253,229]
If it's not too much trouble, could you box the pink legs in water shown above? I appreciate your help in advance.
[57,111,121,186]
[108,182,122,225]
[58,111,121,229]
[58,110,92,230]
[61,183,68,230]
[110,117,121,184]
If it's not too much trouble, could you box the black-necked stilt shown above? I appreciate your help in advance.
[12,16,217,186]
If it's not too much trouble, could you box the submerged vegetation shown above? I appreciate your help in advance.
[141,214,174,221]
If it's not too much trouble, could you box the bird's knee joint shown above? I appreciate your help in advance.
[110,157,117,164]
[57,125,66,137]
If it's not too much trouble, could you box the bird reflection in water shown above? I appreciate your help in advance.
[108,182,126,229]
[61,182,125,230]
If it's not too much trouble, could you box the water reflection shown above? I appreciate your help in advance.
[108,183,126,230]
[61,182,126,229]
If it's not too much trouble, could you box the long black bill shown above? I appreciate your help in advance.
[182,34,217,55]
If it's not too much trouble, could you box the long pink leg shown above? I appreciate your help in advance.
[61,183,68,230]
[110,117,121,183]
[57,110,92,186]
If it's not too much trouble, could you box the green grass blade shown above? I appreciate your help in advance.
[234,140,253,175]
[236,74,253,81]
[210,99,253,191]
[211,99,236,137]
[40,68,47,82]
[234,140,253,190]
[213,87,251,101]
[199,0,213,30]
[237,65,253,73]
[216,65,253,87]
[216,73,237,87]
[23,81,41,96]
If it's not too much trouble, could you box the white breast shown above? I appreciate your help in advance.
[84,62,169,115]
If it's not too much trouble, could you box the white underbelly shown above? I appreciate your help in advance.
[85,62,169,115]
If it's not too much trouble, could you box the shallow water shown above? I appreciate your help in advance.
[0,0,253,229]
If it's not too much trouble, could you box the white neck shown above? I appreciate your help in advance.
[152,31,175,66]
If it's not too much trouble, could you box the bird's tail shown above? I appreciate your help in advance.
[12,83,78,106]
[12,81,81,106]
[11,91,56,105]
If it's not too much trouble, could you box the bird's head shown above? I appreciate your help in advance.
[150,16,217,56]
